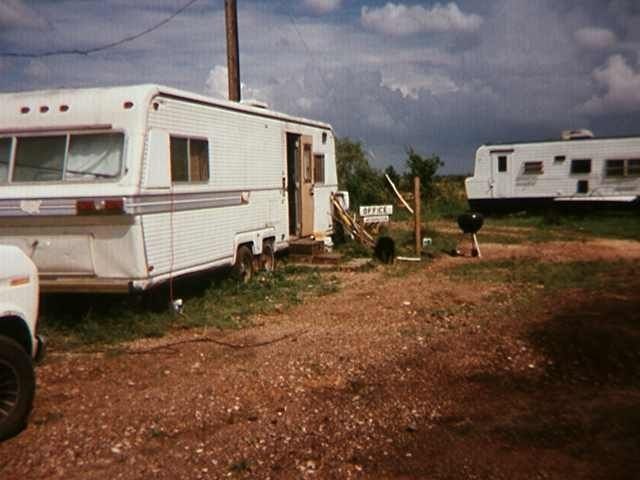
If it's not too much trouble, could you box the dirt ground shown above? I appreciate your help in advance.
[2,239,640,479]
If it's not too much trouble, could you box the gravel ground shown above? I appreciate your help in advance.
[1,239,640,479]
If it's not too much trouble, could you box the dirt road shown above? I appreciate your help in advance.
[2,240,640,479]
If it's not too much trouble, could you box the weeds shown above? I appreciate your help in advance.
[40,266,340,350]
[487,211,640,241]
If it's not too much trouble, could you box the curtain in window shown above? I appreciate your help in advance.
[65,133,123,180]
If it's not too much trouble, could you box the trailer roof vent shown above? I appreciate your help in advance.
[561,129,594,140]
[241,99,268,109]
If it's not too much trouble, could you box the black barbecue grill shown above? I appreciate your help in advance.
[456,212,484,257]
[457,212,484,234]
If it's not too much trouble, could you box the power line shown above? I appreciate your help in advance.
[282,8,333,94]
[0,0,202,58]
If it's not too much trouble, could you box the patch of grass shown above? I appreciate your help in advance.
[448,259,632,291]
[383,222,457,258]
[40,266,340,350]
[334,237,373,259]
[487,211,640,241]
[383,260,423,278]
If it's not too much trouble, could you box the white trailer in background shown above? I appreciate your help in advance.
[0,85,338,292]
[465,131,640,213]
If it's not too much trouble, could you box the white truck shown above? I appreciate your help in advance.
[0,245,45,440]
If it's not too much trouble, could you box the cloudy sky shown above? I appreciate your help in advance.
[1,0,640,173]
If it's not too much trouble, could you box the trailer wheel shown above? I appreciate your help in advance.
[233,245,254,284]
[261,242,276,272]
[0,335,35,441]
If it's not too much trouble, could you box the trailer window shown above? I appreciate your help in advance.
[170,136,209,183]
[627,159,640,176]
[189,139,209,182]
[554,155,566,162]
[65,133,123,180]
[577,180,589,194]
[523,161,543,175]
[571,159,591,174]
[0,138,10,182]
[170,137,188,182]
[313,154,325,184]
[498,155,507,172]
[13,135,66,182]
[303,143,312,183]
[605,159,625,177]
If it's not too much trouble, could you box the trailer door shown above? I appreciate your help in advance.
[299,136,315,237]
[490,150,513,198]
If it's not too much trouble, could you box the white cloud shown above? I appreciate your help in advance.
[205,65,267,103]
[303,0,341,15]
[361,2,482,36]
[580,54,640,114]
[0,0,47,29]
[381,69,458,99]
[205,65,228,99]
[574,27,617,49]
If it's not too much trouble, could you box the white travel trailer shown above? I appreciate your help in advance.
[0,85,338,292]
[465,131,640,212]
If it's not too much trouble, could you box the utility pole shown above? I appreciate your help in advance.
[414,176,421,257]
[225,0,240,102]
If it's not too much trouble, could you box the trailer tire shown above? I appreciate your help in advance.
[0,335,35,441]
[261,242,276,272]
[233,245,254,284]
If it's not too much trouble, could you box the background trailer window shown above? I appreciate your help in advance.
[523,161,543,175]
[498,155,507,172]
[571,159,591,174]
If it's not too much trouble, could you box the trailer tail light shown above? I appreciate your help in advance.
[76,198,125,215]
[9,276,30,287]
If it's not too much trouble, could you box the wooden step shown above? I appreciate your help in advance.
[287,252,343,265]
[289,238,326,256]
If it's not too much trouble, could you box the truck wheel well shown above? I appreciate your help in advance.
[0,316,32,355]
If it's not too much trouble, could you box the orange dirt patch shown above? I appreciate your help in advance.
[1,239,639,479]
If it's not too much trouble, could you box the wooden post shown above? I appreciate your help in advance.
[225,0,241,102]
[414,176,421,257]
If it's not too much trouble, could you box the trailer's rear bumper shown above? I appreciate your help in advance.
[39,275,143,294]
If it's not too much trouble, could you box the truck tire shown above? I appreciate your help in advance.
[0,335,35,441]
[232,245,254,284]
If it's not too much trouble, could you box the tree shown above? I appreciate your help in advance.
[335,137,388,208]
[405,147,443,197]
